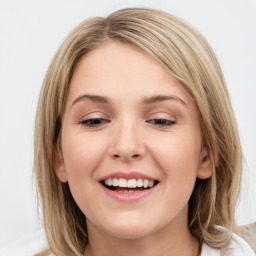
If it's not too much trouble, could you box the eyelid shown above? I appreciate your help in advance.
[77,117,110,128]
[145,111,177,127]
[147,118,176,126]
[77,111,107,120]
[147,111,177,120]
[76,110,110,126]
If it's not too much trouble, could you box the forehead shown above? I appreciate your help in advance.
[67,41,191,106]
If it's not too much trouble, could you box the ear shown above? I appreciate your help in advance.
[197,147,214,180]
[54,150,68,183]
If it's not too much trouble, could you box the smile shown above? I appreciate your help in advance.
[102,178,158,192]
[99,172,159,201]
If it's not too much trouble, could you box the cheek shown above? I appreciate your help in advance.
[149,132,201,191]
[142,133,201,228]
[61,130,107,182]
[60,132,108,215]
[153,133,200,168]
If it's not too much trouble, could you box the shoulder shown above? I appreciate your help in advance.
[0,229,54,256]
[201,233,256,256]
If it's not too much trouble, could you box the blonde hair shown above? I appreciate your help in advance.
[34,7,243,255]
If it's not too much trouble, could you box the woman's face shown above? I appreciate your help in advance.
[55,42,212,239]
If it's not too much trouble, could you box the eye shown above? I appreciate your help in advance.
[79,118,109,127]
[148,119,176,126]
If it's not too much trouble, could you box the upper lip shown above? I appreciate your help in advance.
[99,171,157,181]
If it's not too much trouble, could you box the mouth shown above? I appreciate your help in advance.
[101,178,159,193]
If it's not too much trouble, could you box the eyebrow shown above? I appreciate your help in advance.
[72,94,186,106]
[72,94,111,105]
[142,95,186,105]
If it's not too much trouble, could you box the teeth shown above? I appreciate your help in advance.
[127,179,136,188]
[137,179,143,187]
[103,178,156,188]
[119,190,141,193]
[113,178,118,186]
[148,180,154,188]
[119,178,127,187]
[107,178,112,186]
[143,179,149,188]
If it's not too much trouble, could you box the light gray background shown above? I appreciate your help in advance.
[0,0,256,246]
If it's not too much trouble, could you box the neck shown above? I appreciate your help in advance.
[84,213,199,256]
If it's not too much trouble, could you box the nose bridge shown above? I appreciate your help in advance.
[110,116,144,160]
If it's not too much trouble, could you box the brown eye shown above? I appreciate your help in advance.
[80,118,108,127]
[149,119,176,126]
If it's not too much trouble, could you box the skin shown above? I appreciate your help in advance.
[55,42,213,256]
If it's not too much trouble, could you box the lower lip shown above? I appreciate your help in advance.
[100,183,157,202]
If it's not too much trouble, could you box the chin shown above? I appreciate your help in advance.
[100,218,158,240]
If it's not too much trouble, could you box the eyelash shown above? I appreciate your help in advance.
[148,119,176,126]
[79,118,176,127]
[79,118,108,127]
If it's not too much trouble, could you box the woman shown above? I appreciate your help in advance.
[34,7,255,256]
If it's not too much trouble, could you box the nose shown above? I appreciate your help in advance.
[109,121,145,161]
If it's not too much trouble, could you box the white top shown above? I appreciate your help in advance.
[0,229,255,256]
[201,232,255,255]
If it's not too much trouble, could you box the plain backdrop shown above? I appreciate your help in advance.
[0,0,256,247]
